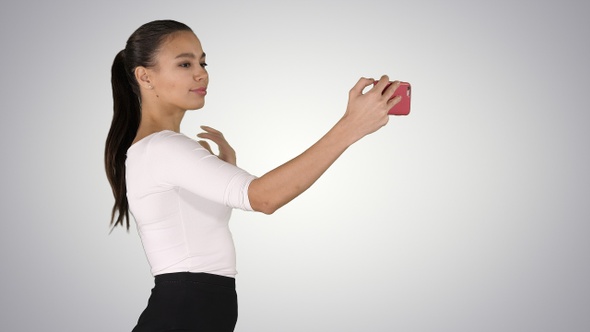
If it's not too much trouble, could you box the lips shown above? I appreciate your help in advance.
[191,87,207,96]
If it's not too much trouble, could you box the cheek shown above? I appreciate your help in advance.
[158,72,177,89]
[163,81,182,99]
[163,76,177,89]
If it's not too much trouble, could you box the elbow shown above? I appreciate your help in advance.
[248,178,288,215]
[248,181,281,215]
[251,200,280,215]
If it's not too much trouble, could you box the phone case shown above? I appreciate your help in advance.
[375,81,412,115]
[389,82,411,115]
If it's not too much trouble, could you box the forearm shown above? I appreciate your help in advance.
[248,116,359,214]
[247,76,399,214]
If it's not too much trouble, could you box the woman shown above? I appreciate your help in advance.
[105,19,402,332]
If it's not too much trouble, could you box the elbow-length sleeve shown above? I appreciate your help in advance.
[145,131,256,211]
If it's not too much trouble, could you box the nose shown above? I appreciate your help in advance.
[194,66,208,81]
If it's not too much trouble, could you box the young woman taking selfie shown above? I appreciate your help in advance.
[105,19,402,332]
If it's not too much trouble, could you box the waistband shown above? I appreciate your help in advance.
[154,272,235,288]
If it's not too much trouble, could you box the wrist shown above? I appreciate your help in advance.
[333,115,363,146]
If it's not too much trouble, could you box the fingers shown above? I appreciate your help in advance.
[372,75,390,92]
[354,75,400,98]
[196,125,225,144]
[386,94,402,110]
[373,79,402,106]
[198,140,214,154]
[197,125,222,138]
[382,80,401,97]
[349,77,376,96]
[196,125,237,165]
[200,125,221,135]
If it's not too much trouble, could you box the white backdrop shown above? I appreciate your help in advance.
[1,0,589,331]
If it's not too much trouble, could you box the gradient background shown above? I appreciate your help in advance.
[1,0,589,331]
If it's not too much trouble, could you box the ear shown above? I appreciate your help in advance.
[134,66,153,89]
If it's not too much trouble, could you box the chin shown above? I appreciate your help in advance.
[186,102,205,111]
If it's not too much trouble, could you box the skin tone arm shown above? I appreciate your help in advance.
[198,76,402,215]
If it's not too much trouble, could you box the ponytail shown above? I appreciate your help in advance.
[105,20,193,231]
[104,50,140,230]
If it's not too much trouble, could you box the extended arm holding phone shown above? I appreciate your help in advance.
[247,76,403,215]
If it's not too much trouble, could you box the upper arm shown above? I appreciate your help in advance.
[147,132,256,211]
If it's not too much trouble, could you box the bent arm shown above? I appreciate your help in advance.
[248,76,402,214]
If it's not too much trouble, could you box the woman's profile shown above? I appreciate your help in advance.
[105,19,402,332]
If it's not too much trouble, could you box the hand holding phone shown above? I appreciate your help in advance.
[375,81,412,116]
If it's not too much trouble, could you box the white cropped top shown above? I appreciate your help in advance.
[125,130,256,277]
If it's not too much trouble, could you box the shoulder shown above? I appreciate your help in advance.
[148,130,187,145]
[145,130,209,158]
[128,130,207,156]
[129,130,191,149]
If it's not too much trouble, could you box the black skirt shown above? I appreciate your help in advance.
[132,272,238,332]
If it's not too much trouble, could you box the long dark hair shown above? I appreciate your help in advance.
[105,20,192,230]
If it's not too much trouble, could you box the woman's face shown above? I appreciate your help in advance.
[146,31,209,111]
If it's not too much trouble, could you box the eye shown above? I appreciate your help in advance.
[200,62,208,68]
[179,62,191,68]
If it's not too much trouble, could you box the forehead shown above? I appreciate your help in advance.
[157,31,204,60]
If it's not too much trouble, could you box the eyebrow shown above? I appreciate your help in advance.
[175,52,206,59]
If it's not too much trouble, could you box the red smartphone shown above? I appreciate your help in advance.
[375,81,412,115]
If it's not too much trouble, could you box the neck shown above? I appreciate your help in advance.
[132,104,187,146]
[139,103,187,133]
